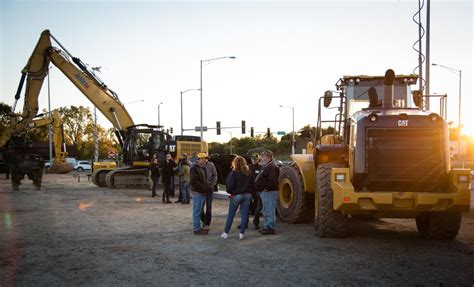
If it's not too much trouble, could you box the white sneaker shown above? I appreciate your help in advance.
[239,233,244,240]
[221,232,228,239]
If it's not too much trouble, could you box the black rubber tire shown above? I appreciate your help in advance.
[314,163,348,238]
[277,163,314,223]
[416,212,462,240]
[77,167,84,172]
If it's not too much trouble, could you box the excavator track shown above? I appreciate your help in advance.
[92,169,110,187]
[104,167,150,189]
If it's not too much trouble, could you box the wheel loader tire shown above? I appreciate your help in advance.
[314,163,348,238]
[277,163,314,223]
[416,212,462,240]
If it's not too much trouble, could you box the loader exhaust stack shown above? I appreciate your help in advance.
[383,69,395,109]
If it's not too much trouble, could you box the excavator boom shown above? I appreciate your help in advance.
[1,30,134,150]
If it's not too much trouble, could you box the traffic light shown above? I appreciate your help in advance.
[241,120,246,134]
[250,127,254,137]
[216,121,221,135]
[267,128,271,137]
[170,127,173,134]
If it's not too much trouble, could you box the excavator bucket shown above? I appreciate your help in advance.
[49,162,74,174]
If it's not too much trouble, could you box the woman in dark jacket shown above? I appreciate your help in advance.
[221,156,253,240]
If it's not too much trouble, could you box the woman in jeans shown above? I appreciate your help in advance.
[221,156,253,240]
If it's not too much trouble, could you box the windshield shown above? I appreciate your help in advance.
[345,80,416,116]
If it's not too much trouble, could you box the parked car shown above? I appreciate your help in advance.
[74,161,92,172]
[66,157,77,167]
[43,158,77,169]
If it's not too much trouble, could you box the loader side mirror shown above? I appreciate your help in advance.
[323,91,333,108]
[412,90,422,108]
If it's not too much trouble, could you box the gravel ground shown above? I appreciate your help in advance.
[1,173,473,286]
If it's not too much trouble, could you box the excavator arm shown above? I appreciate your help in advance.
[1,29,134,150]
[3,29,174,190]
[28,110,73,173]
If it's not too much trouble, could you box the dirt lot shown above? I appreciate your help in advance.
[1,173,473,286]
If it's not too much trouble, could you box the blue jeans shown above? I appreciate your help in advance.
[192,192,206,231]
[180,181,190,203]
[200,193,213,226]
[260,190,278,229]
[151,175,160,197]
[224,193,252,234]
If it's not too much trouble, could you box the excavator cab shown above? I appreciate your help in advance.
[122,125,171,167]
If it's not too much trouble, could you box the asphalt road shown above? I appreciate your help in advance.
[1,173,473,286]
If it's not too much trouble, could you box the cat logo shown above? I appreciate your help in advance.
[398,120,408,126]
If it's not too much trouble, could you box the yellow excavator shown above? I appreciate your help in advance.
[27,110,73,174]
[0,110,73,190]
[2,29,207,190]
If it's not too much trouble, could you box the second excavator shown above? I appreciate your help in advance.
[2,30,206,189]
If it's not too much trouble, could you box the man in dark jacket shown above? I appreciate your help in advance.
[190,152,211,235]
[200,153,217,231]
[160,153,175,203]
[149,155,160,198]
[255,150,280,235]
[249,153,263,229]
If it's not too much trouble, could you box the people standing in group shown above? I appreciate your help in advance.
[178,157,191,204]
[221,156,253,240]
[190,152,211,235]
[160,153,175,203]
[255,150,279,235]
[149,155,161,198]
[200,153,217,232]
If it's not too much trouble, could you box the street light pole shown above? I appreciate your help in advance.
[226,131,233,154]
[432,63,462,167]
[280,105,295,155]
[47,66,53,165]
[292,106,295,155]
[180,89,200,135]
[157,102,163,127]
[200,56,236,140]
[200,60,203,140]
[94,107,98,162]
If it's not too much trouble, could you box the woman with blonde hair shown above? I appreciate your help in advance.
[221,156,253,240]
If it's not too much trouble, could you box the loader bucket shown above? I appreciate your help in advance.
[49,162,74,174]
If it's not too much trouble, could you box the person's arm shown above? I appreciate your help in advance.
[255,166,267,192]
[184,166,190,181]
[225,171,235,194]
[210,162,218,187]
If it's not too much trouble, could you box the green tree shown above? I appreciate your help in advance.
[209,142,225,155]
[58,105,93,153]
[0,102,12,135]
[298,124,313,139]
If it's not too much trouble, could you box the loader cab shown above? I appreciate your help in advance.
[342,74,419,117]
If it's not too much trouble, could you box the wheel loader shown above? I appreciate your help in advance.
[277,69,471,239]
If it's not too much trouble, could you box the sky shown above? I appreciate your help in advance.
[1,0,472,143]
